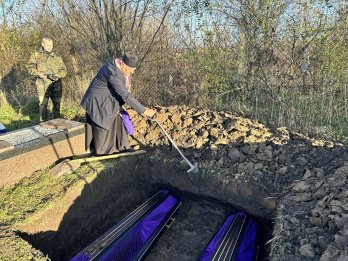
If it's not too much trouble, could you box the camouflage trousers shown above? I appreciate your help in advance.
[37,79,63,121]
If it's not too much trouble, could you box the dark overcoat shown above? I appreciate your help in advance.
[81,60,145,129]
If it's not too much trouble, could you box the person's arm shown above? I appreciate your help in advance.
[108,72,146,114]
[54,57,68,78]
[26,52,41,77]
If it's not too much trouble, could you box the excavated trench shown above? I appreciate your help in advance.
[18,153,275,261]
[6,107,347,261]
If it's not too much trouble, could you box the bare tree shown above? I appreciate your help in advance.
[48,0,173,62]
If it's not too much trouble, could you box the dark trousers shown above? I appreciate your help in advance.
[85,113,130,155]
[41,80,63,120]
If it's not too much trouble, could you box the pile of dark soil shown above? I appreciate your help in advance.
[128,105,348,260]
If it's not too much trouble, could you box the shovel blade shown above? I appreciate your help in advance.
[187,163,199,175]
[186,163,199,181]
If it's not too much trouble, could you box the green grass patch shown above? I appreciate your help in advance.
[61,103,85,122]
[0,162,102,226]
[0,228,48,261]
[0,103,35,131]
[0,100,86,132]
[0,162,103,261]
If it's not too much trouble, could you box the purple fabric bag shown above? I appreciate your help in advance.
[120,110,134,135]
[68,189,181,261]
[96,194,179,260]
[199,212,257,261]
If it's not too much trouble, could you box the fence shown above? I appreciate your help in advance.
[0,42,347,143]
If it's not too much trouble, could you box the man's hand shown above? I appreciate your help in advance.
[37,73,46,79]
[143,108,156,118]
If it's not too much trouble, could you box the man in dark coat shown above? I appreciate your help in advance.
[81,51,155,155]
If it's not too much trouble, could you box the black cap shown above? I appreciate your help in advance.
[122,51,138,68]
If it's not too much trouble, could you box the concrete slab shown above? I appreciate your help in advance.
[0,140,14,153]
[39,118,84,132]
[0,119,86,188]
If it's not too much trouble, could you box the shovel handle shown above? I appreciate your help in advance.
[152,119,195,169]
[76,150,146,163]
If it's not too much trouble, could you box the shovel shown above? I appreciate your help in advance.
[151,119,199,175]
[49,150,146,177]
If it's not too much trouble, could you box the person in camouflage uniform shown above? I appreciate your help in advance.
[27,37,67,121]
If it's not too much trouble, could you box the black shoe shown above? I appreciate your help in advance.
[121,147,136,153]
[122,144,141,153]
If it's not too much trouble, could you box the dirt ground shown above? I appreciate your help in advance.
[0,105,347,261]
[145,198,233,261]
[130,106,348,260]
[12,157,272,260]
[145,196,271,261]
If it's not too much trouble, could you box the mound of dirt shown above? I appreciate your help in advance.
[128,105,348,260]
[2,105,347,261]
[278,165,348,260]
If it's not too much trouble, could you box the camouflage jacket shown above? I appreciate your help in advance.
[27,48,67,87]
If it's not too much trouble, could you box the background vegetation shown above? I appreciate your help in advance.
[0,0,347,142]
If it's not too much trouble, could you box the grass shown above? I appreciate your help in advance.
[0,101,86,132]
[0,103,34,131]
[0,163,102,226]
[0,228,48,261]
[0,100,91,229]
[218,89,348,145]
[0,162,103,260]
[60,102,85,122]
[268,214,286,261]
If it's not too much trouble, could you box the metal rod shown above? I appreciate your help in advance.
[153,119,196,170]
